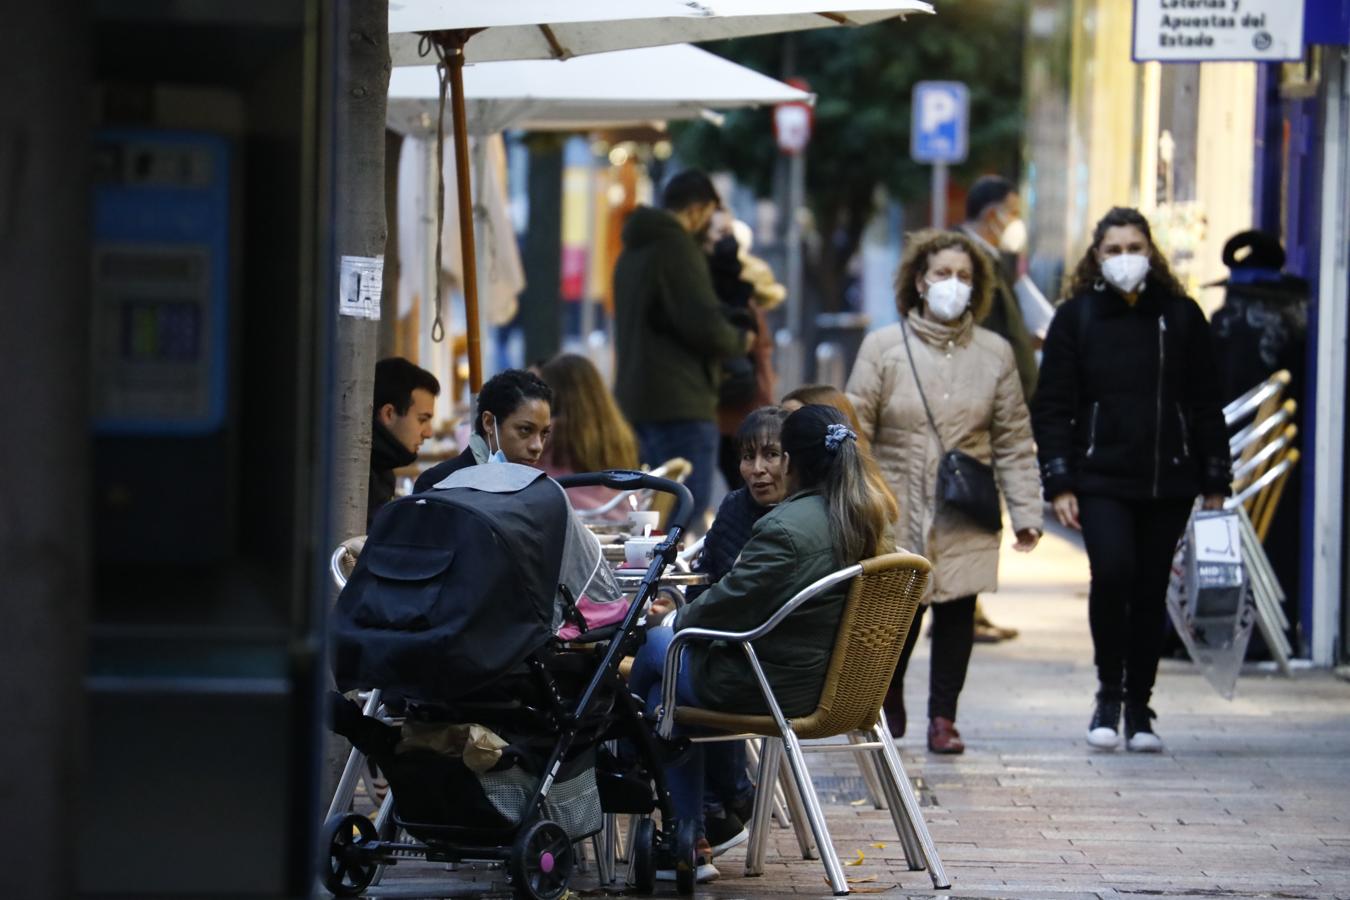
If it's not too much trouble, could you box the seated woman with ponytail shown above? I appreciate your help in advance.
[626,404,895,880]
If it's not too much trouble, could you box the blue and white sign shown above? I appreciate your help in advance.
[911,81,969,165]
[1133,0,1304,62]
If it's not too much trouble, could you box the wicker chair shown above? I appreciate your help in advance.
[656,552,949,895]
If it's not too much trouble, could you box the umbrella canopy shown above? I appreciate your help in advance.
[392,0,935,391]
[389,0,934,66]
[386,44,814,135]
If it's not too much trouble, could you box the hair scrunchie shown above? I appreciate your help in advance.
[823,423,857,452]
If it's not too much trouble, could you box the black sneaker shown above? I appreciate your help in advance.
[1125,703,1163,753]
[705,810,748,857]
[1086,692,1122,750]
[730,793,756,827]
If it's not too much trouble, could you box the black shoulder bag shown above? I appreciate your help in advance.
[900,316,1003,532]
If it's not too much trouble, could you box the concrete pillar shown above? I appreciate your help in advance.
[0,2,91,895]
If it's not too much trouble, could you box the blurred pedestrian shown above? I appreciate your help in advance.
[412,369,553,492]
[780,384,869,450]
[537,353,639,518]
[369,357,439,529]
[613,170,755,528]
[847,229,1043,753]
[959,175,1039,399]
[1209,229,1308,402]
[708,215,782,491]
[1031,206,1231,753]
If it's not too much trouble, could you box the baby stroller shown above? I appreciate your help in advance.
[322,464,700,899]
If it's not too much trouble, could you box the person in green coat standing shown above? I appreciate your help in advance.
[613,170,754,526]
[626,404,896,880]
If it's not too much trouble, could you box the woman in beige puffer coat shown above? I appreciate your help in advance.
[846,229,1043,755]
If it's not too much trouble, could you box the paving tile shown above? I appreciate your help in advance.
[370,528,1350,899]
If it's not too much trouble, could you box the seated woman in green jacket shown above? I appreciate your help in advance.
[627,404,894,879]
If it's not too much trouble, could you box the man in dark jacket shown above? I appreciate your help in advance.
[959,175,1040,400]
[613,170,753,525]
[368,357,439,528]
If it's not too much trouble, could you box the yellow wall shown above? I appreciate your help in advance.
[1194,63,1258,311]
[1060,0,1254,299]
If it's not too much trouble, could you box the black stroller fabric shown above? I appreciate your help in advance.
[332,470,570,703]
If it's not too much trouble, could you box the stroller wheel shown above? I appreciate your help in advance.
[319,813,380,897]
[674,818,697,896]
[510,819,573,900]
[630,818,657,894]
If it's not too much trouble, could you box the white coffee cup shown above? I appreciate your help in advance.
[624,536,663,567]
[628,510,661,537]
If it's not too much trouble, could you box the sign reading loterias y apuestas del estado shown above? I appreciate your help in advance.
[1133,0,1305,62]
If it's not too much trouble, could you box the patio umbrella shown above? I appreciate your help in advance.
[388,44,813,386]
[386,43,813,134]
[392,0,934,390]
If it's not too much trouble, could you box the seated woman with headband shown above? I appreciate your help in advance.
[625,404,894,880]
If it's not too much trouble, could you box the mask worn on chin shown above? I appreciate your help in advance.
[999,217,1028,255]
[923,276,973,322]
[1100,253,1151,293]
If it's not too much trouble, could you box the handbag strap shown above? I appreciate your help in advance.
[899,314,948,455]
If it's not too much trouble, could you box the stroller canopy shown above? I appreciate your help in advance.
[333,463,581,703]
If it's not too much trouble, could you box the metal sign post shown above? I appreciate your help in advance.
[911,81,969,227]
[775,82,813,389]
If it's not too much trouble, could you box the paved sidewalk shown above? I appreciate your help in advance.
[367,526,1350,899]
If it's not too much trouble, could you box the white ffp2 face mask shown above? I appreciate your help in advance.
[1100,253,1150,293]
[999,217,1028,255]
[923,276,973,322]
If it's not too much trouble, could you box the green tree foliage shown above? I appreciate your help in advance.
[673,0,1028,304]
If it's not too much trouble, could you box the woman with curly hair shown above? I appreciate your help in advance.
[1032,207,1230,753]
[846,229,1043,753]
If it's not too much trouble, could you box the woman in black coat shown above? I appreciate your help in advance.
[1031,207,1231,753]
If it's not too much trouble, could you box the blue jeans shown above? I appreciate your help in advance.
[628,626,705,825]
[635,420,719,528]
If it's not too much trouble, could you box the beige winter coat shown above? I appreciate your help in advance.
[846,310,1043,603]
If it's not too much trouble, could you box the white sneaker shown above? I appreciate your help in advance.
[1087,725,1121,750]
[656,861,720,883]
[1126,730,1164,753]
[1086,693,1122,750]
[1125,704,1164,753]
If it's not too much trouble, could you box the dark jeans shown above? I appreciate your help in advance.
[1078,494,1193,704]
[891,595,977,722]
[635,420,720,527]
[703,741,753,819]
[627,626,704,825]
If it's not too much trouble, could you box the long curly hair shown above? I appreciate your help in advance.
[537,353,639,473]
[1063,206,1190,300]
[894,229,994,321]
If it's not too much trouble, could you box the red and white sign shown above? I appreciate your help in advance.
[774,78,813,155]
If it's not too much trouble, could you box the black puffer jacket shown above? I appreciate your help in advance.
[1031,284,1231,502]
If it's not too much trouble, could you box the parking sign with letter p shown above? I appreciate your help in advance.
[911,81,969,164]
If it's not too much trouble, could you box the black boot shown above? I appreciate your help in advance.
[882,684,906,738]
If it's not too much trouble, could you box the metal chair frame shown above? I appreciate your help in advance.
[655,557,949,895]
[1223,370,1290,428]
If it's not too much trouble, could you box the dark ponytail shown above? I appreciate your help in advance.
[781,405,893,565]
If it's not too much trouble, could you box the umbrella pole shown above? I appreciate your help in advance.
[446,40,483,393]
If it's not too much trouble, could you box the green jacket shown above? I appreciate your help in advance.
[676,491,847,717]
[613,206,748,424]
